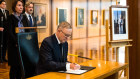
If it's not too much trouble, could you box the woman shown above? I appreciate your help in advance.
[7,0,28,79]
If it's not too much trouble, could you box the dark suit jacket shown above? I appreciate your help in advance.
[0,9,9,43]
[36,34,68,75]
[23,13,36,32]
[7,14,29,66]
[0,9,9,27]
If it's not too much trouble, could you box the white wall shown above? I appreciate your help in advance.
[120,0,126,6]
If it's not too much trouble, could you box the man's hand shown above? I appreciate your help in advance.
[0,27,4,31]
[70,63,80,70]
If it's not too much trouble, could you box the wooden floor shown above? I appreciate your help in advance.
[0,36,116,79]
[0,62,10,79]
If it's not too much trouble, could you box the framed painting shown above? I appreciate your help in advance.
[76,8,84,27]
[56,8,67,25]
[91,10,98,24]
[34,3,47,28]
[110,5,129,40]
[102,10,109,26]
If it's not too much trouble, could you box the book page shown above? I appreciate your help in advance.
[58,69,87,75]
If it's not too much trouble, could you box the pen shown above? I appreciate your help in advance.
[68,53,92,60]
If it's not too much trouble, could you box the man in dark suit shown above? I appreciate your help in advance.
[0,0,9,62]
[23,1,36,32]
[36,21,80,75]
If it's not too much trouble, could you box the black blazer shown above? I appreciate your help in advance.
[0,9,9,27]
[36,34,68,75]
[0,9,9,40]
[23,13,36,32]
[23,13,37,27]
[7,14,29,66]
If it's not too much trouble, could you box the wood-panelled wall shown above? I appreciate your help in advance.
[6,0,140,78]
[137,0,140,78]
[27,0,116,42]
[127,0,140,79]
[88,0,100,37]
[5,0,14,13]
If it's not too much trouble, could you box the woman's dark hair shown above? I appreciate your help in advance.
[12,0,24,12]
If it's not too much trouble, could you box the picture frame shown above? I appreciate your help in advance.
[110,5,129,41]
[91,10,98,24]
[76,8,84,27]
[56,8,67,25]
[34,3,47,28]
[102,10,109,26]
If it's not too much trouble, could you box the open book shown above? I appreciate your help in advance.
[58,65,96,75]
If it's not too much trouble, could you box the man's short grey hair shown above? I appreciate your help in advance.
[25,1,33,7]
[57,21,72,29]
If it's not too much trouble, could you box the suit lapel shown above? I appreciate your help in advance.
[62,43,68,62]
[52,34,63,62]
[27,15,34,27]
[0,9,3,15]
[23,13,34,27]
[0,9,5,19]
[25,14,30,27]
[6,10,8,15]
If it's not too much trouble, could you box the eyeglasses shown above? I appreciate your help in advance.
[61,30,71,38]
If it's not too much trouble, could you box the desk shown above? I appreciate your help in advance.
[28,60,128,79]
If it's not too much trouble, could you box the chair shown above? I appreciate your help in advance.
[17,32,39,79]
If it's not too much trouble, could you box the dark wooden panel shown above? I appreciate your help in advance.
[127,0,138,79]
[136,0,140,79]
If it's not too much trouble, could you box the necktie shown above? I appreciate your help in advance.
[29,15,33,27]
[59,43,64,62]
[3,10,7,19]
[59,43,64,55]
[59,44,62,53]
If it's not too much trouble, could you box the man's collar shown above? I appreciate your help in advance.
[25,12,30,16]
[55,33,60,44]
[0,8,4,11]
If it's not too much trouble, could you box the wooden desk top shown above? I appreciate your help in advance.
[28,60,128,79]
